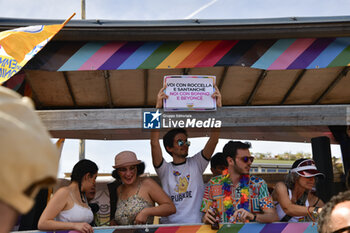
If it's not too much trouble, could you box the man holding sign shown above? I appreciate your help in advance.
[150,84,221,224]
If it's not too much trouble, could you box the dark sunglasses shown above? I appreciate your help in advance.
[177,139,191,147]
[239,156,254,163]
[332,226,350,233]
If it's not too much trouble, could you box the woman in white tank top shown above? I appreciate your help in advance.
[272,159,324,222]
[38,159,98,233]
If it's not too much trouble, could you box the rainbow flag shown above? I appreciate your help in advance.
[31,222,318,233]
[0,13,75,84]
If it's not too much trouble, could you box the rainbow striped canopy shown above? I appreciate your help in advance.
[25,38,350,72]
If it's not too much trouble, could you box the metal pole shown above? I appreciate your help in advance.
[81,0,86,19]
[80,0,86,160]
[79,139,85,160]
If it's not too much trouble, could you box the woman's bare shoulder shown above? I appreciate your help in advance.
[55,186,70,196]
[140,177,160,188]
[274,181,287,190]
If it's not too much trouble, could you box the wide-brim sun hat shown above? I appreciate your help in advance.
[0,86,59,214]
[291,158,325,178]
[113,151,142,168]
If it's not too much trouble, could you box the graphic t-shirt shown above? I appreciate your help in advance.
[156,151,209,224]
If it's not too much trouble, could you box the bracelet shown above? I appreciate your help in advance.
[253,214,257,222]
[307,206,315,222]
[312,206,320,219]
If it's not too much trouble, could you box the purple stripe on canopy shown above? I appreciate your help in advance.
[287,38,335,69]
[98,42,144,70]
[260,223,288,233]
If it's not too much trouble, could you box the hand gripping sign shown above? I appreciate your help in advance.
[163,75,216,111]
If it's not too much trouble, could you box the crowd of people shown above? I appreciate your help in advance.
[2,84,350,233]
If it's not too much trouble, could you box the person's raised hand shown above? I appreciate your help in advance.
[211,85,222,107]
[156,84,168,108]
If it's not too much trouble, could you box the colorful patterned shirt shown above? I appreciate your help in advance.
[200,175,274,223]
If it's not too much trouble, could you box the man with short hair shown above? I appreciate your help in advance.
[318,190,350,233]
[201,141,278,224]
[150,86,221,224]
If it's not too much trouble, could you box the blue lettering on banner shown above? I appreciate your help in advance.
[27,44,44,57]
[0,57,22,70]
[0,57,10,67]
[0,68,17,79]
[13,25,43,33]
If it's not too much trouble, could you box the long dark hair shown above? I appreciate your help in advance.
[111,162,145,182]
[71,159,98,202]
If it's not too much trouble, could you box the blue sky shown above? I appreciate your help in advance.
[1,0,350,20]
[1,0,346,177]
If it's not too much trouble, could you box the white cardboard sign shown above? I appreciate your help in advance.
[163,75,216,111]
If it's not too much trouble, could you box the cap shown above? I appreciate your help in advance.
[113,151,142,168]
[291,159,325,178]
[0,86,59,214]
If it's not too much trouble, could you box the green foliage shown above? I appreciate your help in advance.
[252,151,312,161]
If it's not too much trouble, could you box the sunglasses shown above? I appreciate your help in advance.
[239,156,254,163]
[177,139,191,147]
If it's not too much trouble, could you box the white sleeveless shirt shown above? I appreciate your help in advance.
[275,189,309,222]
[56,193,94,223]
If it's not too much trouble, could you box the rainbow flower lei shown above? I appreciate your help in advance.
[221,169,250,220]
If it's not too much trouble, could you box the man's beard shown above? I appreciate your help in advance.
[233,162,249,175]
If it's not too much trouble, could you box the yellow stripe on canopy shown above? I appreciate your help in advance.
[157,41,202,69]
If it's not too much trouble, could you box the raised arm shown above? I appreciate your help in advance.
[134,178,176,224]
[150,86,168,167]
[202,85,221,160]
[38,188,93,233]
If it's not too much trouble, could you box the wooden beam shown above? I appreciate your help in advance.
[62,71,77,106]
[103,70,114,108]
[246,70,267,105]
[218,67,228,90]
[280,69,306,104]
[314,66,350,104]
[38,105,350,132]
[23,71,44,109]
[144,69,149,106]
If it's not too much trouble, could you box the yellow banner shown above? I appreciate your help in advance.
[0,13,75,84]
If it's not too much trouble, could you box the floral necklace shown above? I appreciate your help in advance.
[221,169,250,220]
